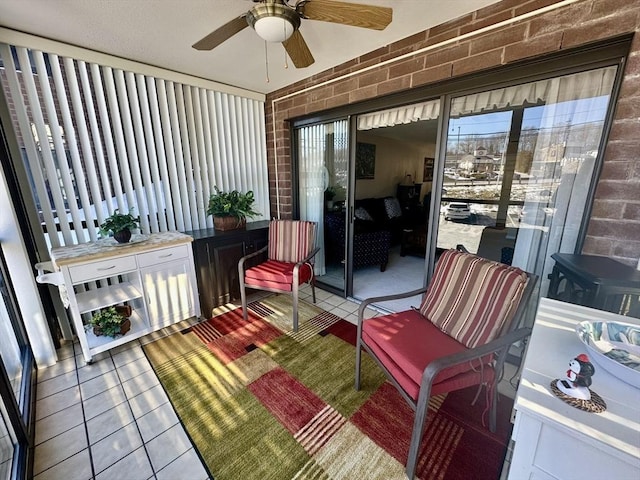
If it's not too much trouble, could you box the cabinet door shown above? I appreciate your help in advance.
[141,259,194,330]
[212,241,246,306]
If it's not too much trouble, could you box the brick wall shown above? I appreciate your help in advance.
[265,0,640,266]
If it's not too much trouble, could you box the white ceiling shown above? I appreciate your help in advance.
[0,0,502,95]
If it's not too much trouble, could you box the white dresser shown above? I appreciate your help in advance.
[508,298,640,479]
[51,231,201,363]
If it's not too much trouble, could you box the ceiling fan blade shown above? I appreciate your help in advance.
[301,0,392,30]
[192,15,248,50]
[283,30,315,68]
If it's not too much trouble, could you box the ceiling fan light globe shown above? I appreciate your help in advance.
[254,17,295,42]
[247,2,301,43]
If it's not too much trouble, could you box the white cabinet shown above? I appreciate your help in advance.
[508,298,640,479]
[51,232,200,363]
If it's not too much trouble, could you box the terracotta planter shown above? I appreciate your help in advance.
[93,318,131,337]
[214,216,246,231]
[115,305,132,317]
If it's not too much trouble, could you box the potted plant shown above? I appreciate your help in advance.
[88,306,131,338]
[325,186,337,210]
[99,208,140,243]
[206,186,259,230]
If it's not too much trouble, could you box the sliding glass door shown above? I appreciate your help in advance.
[296,119,349,294]
[435,65,619,297]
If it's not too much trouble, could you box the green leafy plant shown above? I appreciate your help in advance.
[88,307,128,338]
[98,208,140,237]
[206,187,260,220]
[324,186,337,201]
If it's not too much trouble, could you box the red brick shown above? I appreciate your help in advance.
[623,202,640,220]
[608,119,639,141]
[429,14,473,38]
[582,234,614,256]
[453,49,504,76]
[377,76,412,96]
[360,45,390,64]
[503,31,563,63]
[333,77,359,96]
[470,24,529,55]
[424,44,470,69]
[614,96,640,121]
[477,0,523,18]
[391,31,428,53]
[358,69,389,88]
[412,64,452,87]
[591,199,625,219]
[592,0,640,16]
[594,179,640,201]
[389,58,426,79]
[461,10,515,36]
[599,160,634,181]
[587,217,640,238]
[514,0,566,17]
[562,14,638,49]
[610,241,640,265]
[349,84,378,103]
[325,92,350,109]
[603,141,639,163]
[619,69,640,97]
[529,2,592,37]
[425,27,463,49]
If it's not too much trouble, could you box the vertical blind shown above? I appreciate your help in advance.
[0,44,269,248]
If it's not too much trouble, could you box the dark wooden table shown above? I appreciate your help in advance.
[547,253,640,318]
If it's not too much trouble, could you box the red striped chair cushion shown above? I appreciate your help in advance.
[268,220,316,263]
[419,249,528,349]
[245,260,313,291]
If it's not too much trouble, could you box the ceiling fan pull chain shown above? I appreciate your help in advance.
[264,40,270,83]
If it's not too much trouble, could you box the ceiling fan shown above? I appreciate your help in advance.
[192,0,393,68]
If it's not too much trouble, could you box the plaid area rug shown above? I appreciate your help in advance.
[143,295,513,480]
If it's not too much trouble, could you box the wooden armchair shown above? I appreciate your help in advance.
[238,220,319,332]
[355,248,537,479]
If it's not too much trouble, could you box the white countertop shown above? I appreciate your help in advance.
[516,298,640,462]
[50,231,193,267]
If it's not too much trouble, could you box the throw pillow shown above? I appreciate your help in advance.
[354,207,373,221]
[384,197,403,219]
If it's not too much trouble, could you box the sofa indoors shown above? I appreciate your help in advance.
[324,196,429,272]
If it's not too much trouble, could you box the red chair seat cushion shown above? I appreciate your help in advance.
[362,309,493,400]
[245,260,312,292]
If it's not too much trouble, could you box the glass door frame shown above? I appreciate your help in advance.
[0,245,36,480]
[425,56,628,282]
[291,35,632,297]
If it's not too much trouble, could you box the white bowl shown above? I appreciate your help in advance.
[576,320,640,389]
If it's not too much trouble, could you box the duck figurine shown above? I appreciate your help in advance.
[556,353,595,401]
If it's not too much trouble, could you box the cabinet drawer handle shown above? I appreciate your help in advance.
[97,265,117,271]
[159,253,173,258]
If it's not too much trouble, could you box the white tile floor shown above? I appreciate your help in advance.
[34,286,518,479]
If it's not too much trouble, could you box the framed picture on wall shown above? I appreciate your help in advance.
[423,157,434,182]
[356,142,376,179]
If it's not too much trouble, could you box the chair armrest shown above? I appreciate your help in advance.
[293,246,321,279]
[357,287,428,325]
[296,246,321,266]
[419,326,532,390]
[238,245,268,271]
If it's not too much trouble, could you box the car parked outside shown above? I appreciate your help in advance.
[444,202,471,221]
